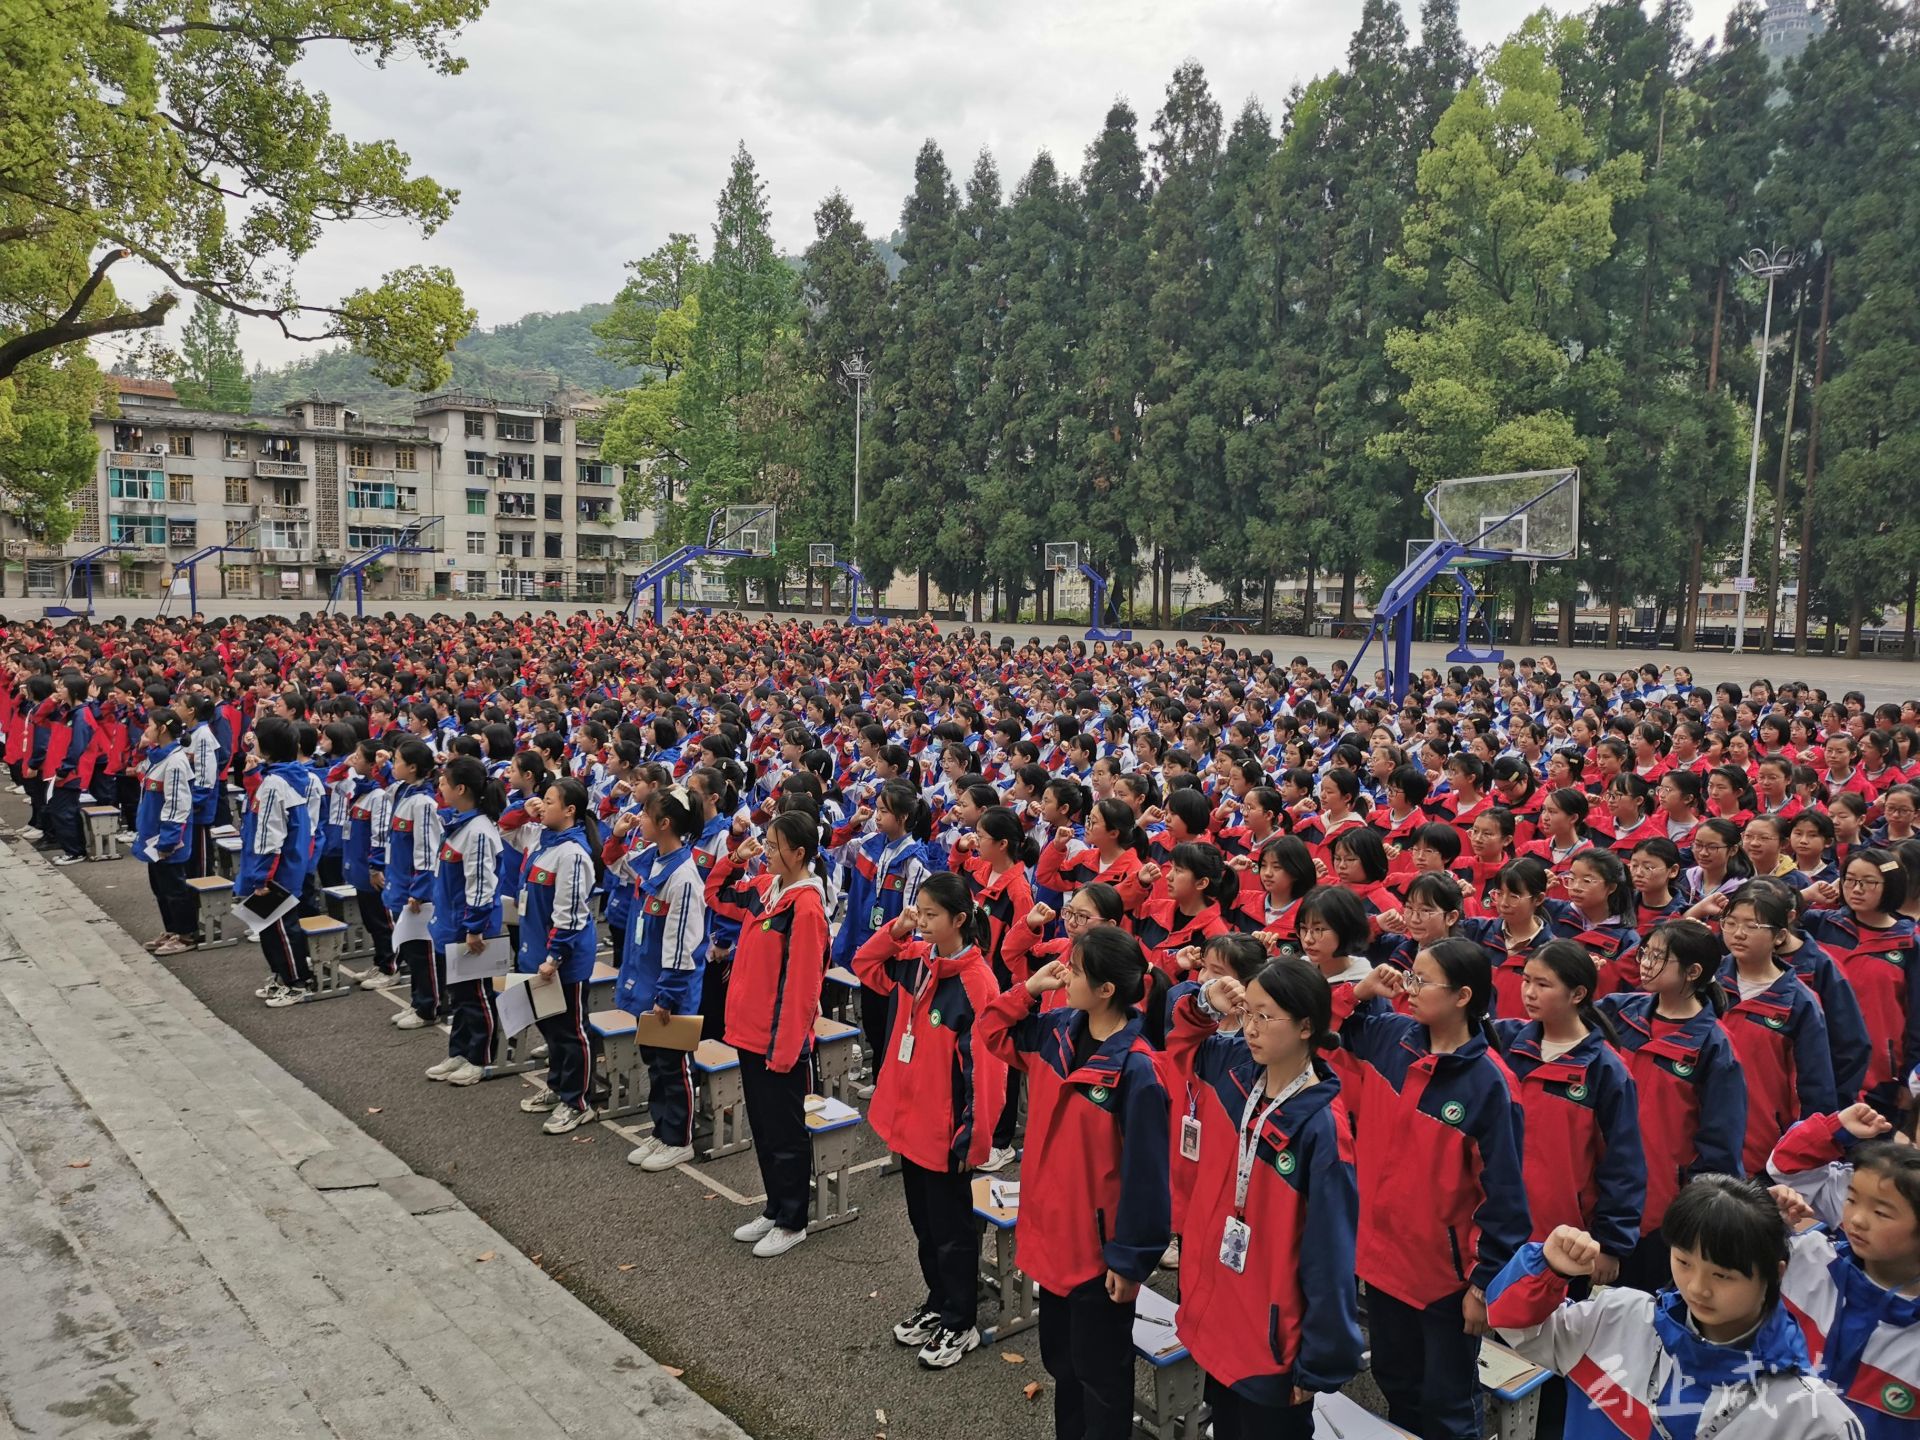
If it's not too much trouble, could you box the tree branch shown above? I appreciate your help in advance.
[0,293,178,380]
[56,246,127,328]
[105,238,350,342]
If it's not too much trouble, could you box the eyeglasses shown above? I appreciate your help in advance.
[1403,906,1445,922]
[1241,1010,1287,1032]
[1400,973,1460,997]
[1843,875,1884,889]
[1721,919,1774,935]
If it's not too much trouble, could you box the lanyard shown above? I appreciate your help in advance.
[902,947,965,1040]
[1233,1066,1313,1217]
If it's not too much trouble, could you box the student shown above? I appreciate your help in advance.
[384,738,444,1031]
[1628,835,1688,935]
[1459,857,1559,1016]
[979,925,1171,1440]
[619,785,709,1173]
[424,755,506,1088]
[133,708,198,955]
[1598,919,1747,1293]
[853,872,1007,1366]
[242,716,317,1006]
[1767,1103,1920,1436]
[1490,941,1646,1283]
[1556,848,1642,994]
[342,739,397,988]
[832,780,944,1092]
[1344,944,1531,1440]
[1803,849,1920,1114]
[1290,887,1374,1105]
[1520,786,1596,879]
[1486,1180,1863,1440]
[706,811,832,1258]
[1718,884,1838,1175]
[1232,834,1317,947]
[514,776,600,1134]
[955,805,1039,1171]
[1130,840,1234,991]
[1164,959,1365,1439]
[1681,816,1749,904]
[1016,882,1127,1009]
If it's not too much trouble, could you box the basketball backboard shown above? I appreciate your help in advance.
[808,543,836,567]
[1044,541,1080,573]
[720,506,776,557]
[1429,469,1578,562]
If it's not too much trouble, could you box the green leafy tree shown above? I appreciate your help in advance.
[172,295,252,411]
[0,357,98,544]
[597,236,705,516]
[0,0,480,387]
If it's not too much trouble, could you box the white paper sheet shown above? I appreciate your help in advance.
[493,971,564,1037]
[391,901,434,946]
[233,887,300,938]
[445,934,514,984]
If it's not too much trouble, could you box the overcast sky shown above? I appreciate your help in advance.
[116,0,1743,372]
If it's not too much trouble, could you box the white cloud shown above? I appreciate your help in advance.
[97,0,1740,374]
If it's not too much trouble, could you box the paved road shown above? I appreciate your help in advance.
[0,839,745,1440]
[13,594,1920,701]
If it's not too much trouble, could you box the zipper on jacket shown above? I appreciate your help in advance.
[1095,1207,1108,1248]
[1446,1226,1466,1282]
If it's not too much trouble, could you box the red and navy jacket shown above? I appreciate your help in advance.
[1547,908,1642,996]
[1716,960,1838,1176]
[978,988,1171,1294]
[1163,990,1364,1405]
[851,929,1006,1173]
[955,853,1040,988]
[1340,1001,1531,1309]
[1784,933,1872,1102]
[1606,812,1666,858]
[1597,992,1747,1232]
[1489,1020,1646,1259]
[1132,899,1231,979]
[705,855,828,1074]
[1800,908,1920,1102]
[1457,916,1557,1019]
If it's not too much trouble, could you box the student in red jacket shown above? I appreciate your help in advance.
[706,811,831,1258]
[979,924,1171,1440]
[955,806,1039,1172]
[853,871,1007,1371]
[1165,959,1364,1439]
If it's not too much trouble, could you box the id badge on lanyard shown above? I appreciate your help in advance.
[897,962,936,1065]
[1222,1076,1300,1274]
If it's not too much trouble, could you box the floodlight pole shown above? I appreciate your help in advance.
[1734,247,1797,656]
[843,355,870,552]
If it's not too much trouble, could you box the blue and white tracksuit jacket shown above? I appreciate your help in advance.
[517,827,598,983]
[615,843,706,1017]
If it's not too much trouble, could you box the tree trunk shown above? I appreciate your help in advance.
[1261,574,1275,631]
[1764,297,1804,654]
[917,568,930,615]
[1302,552,1318,633]
[1677,533,1704,651]
[1795,254,1834,655]
[1607,567,1622,650]
[1514,568,1534,646]
[1847,591,1865,659]
[1339,561,1358,623]
[1705,270,1726,393]
[1905,571,1917,661]
[1558,595,1575,648]
[1653,600,1670,647]
[970,586,982,623]
[1161,551,1175,630]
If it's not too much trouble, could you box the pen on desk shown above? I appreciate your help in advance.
[1136,1314,1172,1327]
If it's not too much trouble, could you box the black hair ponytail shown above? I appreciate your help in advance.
[879,779,933,842]
[978,805,1039,867]
[443,754,506,820]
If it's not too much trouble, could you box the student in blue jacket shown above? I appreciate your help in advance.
[243,717,316,1008]
[342,739,396,988]
[425,755,506,1089]
[618,785,708,1173]
[134,707,198,955]
[516,776,602,1135]
[383,738,444,1031]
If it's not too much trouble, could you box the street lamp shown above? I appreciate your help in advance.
[1733,246,1798,656]
[841,354,871,541]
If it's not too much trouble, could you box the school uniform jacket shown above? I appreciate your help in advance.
[1458,916,1557,1020]
[517,826,596,982]
[1717,961,1838,1176]
[1768,1113,1920,1438]
[1801,909,1920,1101]
[1132,899,1232,979]
[830,832,943,971]
[1039,839,1141,907]
[343,774,391,893]
[1488,1243,1864,1440]
[616,844,706,1017]
[1340,1001,1531,1309]
[1163,991,1364,1405]
[978,989,1172,1294]
[956,854,1040,988]
[236,761,313,897]
[187,723,222,823]
[382,781,442,914]
[133,742,194,865]
[1786,934,1873,1103]
[851,930,1006,1173]
[1490,1022,1646,1259]
[1549,911,1642,997]
[706,857,828,1073]
[429,810,504,949]
[1597,992,1747,1232]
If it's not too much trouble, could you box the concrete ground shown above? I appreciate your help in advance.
[11,593,1920,703]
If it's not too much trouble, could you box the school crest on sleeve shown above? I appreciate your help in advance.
[643,895,670,918]
[1440,1100,1466,1126]
[1883,1383,1915,1416]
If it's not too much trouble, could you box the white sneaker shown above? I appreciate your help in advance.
[359,971,400,990]
[444,1059,485,1086]
[542,1104,595,1135]
[625,1137,661,1166]
[640,1143,694,1172]
[20,826,42,840]
[264,988,310,1008]
[520,1087,559,1113]
[752,1225,808,1259]
[115,830,139,844]
[732,1215,778,1244]
[977,1146,1016,1173]
[917,1324,980,1370]
[52,854,86,866]
[855,1082,876,1100]
[254,980,287,1000]
[425,1056,464,1080]
[392,1009,427,1030]
[893,1307,941,1347]
[529,1042,549,1060]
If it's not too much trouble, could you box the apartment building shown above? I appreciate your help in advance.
[5,379,654,609]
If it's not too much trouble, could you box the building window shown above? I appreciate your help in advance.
[168,521,197,547]
[224,565,254,591]
[397,485,418,511]
[225,435,248,458]
[577,460,610,485]
[544,534,563,559]
[225,475,249,504]
[168,474,193,503]
[497,416,535,443]
[463,412,486,439]
[348,443,374,469]
[107,468,166,501]
[225,520,248,543]
[466,532,486,556]
[544,418,563,444]
[109,514,166,543]
[544,570,564,591]
[497,534,517,557]
[167,433,193,457]
[544,494,562,522]
[465,450,487,477]
[347,481,396,510]
[394,444,416,471]
[347,526,400,551]
[499,492,535,518]
[465,491,486,516]
[543,453,562,483]
[310,403,339,428]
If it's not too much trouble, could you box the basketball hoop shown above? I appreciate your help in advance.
[1044,541,1079,574]
[808,543,836,568]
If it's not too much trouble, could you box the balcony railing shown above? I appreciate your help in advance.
[254,503,305,522]
[259,547,310,565]
[107,451,166,470]
[254,459,308,480]
[347,465,396,482]
[109,497,171,516]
